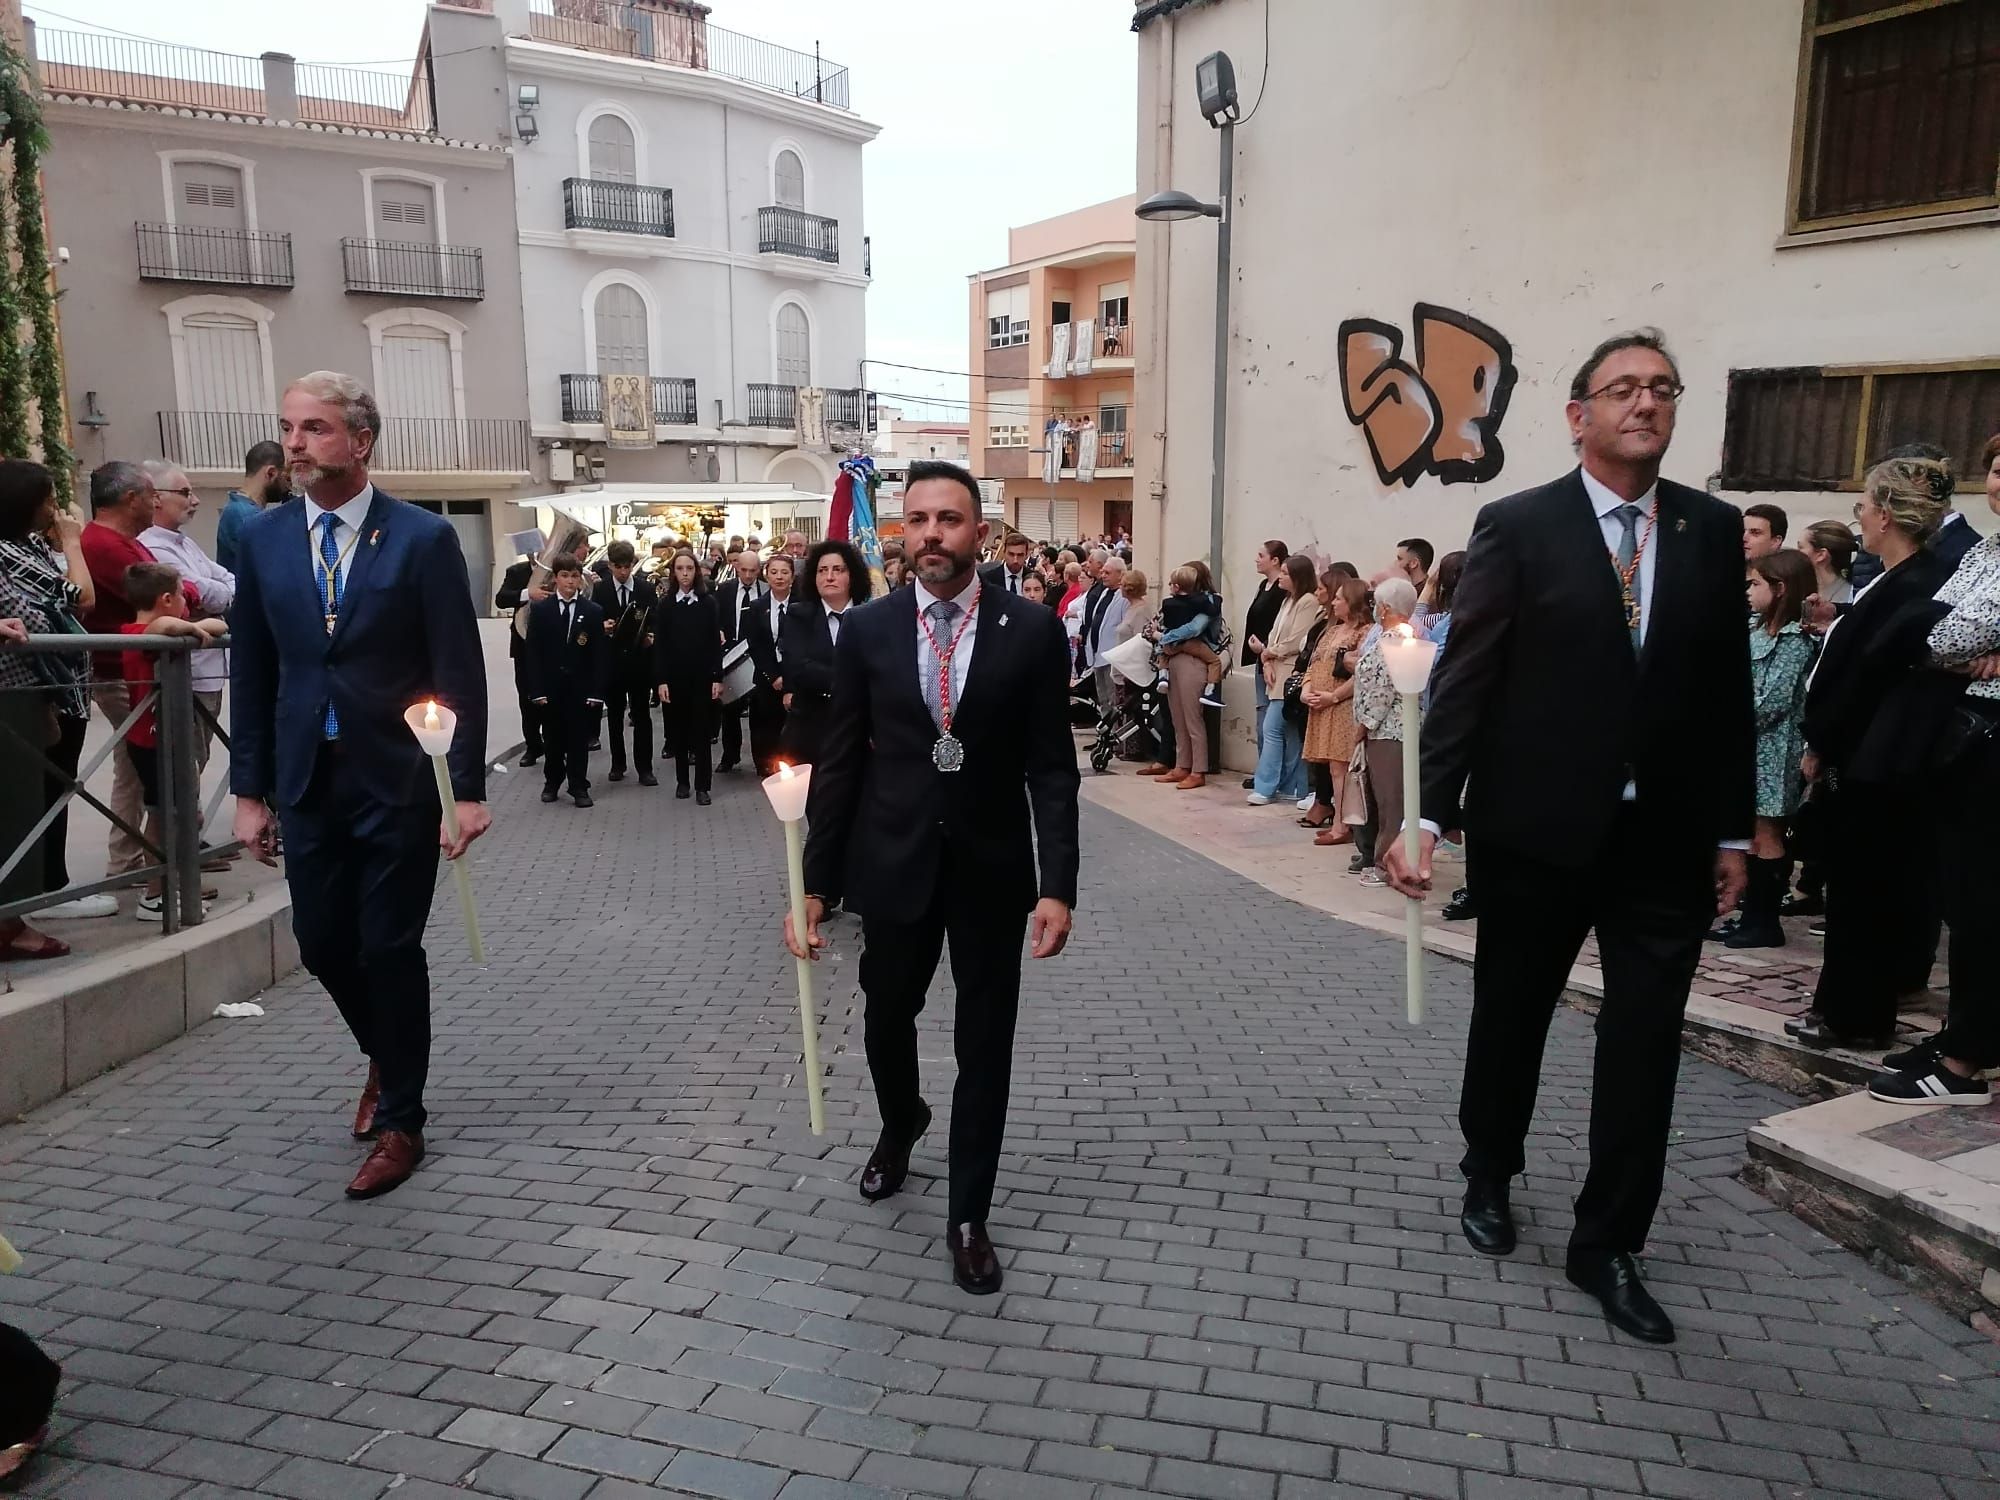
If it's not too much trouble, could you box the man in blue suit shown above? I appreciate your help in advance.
[230,371,491,1200]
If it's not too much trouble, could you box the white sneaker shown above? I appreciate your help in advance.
[40,893,119,919]
[1297,795,1317,811]
[1246,793,1271,806]
[1358,869,1386,888]
[136,893,213,923]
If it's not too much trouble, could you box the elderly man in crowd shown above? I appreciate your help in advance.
[1077,554,1128,702]
[784,529,810,561]
[139,460,235,773]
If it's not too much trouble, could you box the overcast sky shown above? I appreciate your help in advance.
[27,0,1139,422]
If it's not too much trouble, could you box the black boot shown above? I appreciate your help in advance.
[1724,857,1786,949]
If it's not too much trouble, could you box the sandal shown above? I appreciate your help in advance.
[1297,807,1333,828]
[0,1426,48,1482]
[0,932,70,961]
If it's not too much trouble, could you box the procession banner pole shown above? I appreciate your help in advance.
[764,762,826,1135]
[405,701,486,963]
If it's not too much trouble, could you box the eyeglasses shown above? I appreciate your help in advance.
[1581,378,1685,407]
[157,487,195,499]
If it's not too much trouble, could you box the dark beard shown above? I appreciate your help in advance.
[912,546,973,584]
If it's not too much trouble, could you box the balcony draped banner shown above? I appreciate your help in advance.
[1047,323,1070,381]
[1071,318,1094,376]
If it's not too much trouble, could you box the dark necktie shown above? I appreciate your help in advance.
[618,584,629,610]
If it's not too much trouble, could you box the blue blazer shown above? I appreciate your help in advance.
[229,489,488,810]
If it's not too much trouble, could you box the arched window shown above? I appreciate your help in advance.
[588,113,637,183]
[774,302,810,386]
[773,148,805,209]
[594,282,650,377]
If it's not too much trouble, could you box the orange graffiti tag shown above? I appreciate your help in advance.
[1338,303,1517,488]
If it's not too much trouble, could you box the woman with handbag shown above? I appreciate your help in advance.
[1350,578,1423,887]
[0,461,102,956]
[1300,574,1368,838]
[1870,433,2000,1105]
[1247,554,1324,807]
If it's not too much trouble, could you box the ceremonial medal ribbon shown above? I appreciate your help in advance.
[917,587,979,771]
[1608,504,1657,636]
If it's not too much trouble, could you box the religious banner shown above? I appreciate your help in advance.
[605,374,653,449]
[1070,317,1095,376]
[1046,322,1071,380]
[1042,416,1064,484]
[798,386,828,448]
[1075,416,1098,481]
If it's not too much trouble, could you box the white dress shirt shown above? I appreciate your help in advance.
[140,524,235,691]
[304,483,375,591]
[825,604,849,648]
[766,590,789,659]
[912,576,979,713]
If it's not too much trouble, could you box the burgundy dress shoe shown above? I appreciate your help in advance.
[946,1222,1002,1295]
[859,1102,931,1202]
[346,1129,424,1199]
[352,1062,381,1139]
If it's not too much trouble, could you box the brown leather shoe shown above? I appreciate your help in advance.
[346,1129,424,1199]
[945,1222,1002,1295]
[859,1102,930,1202]
[352,1062,381,1140]
[1157,769,1188,785]
[1175,773,1207,790]
[1138,763,1174,777]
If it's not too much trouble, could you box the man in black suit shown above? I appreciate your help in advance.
[1386,330,1753,1346]
[590,540,659,786]
[786,459,1080,1297]
[495,553,546,767]
[714,551,765,772]
[978,532,1034,595]
[524,557,608,808]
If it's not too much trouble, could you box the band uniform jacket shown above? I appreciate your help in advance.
[522,593,610,705]
[230,488,487,808]
[496,558,535,661]
[1418,469,1755,867]
[802,583,1081,919]
[650,588,724,690]
[715,576,765,652]
[746,592,790,689]
[777,597,837,766]
[590,573,658,686]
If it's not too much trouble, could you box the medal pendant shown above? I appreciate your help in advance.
[932,732,965,773]
[324,613,338,636]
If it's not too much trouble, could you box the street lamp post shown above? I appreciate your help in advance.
[1137,50,1240,580]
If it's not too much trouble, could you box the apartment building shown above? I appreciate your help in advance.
[967,197,1137,545]
[33,12,534,599]
[493,0,879,540]
[874,405,969,466]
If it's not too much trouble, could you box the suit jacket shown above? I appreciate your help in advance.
[715,576,766,651]
[802,583,1081,918]
[1850,514,1983,593]
[1802,548,1953,781]
[778,597,837,763]
[651,589,723,687]
[230,489,487,809]
[590,573,658,684]
[523,593,609,704]
[496,558,535,659]
[979,560,1033,596]
[1419,469,1754,866]
[746,591,793,687]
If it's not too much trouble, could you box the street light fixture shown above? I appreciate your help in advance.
[1137,49,1237,580]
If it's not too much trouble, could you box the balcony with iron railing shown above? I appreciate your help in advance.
[1045,319,1134,377]
[563,177,674,237]
[746,384,873,431]
[524,0,852,110]
[560,374,698,427]
[160,412,530,474]
[341,239,484,300]
[31,25,435,132]
[758,206,839,265]
[136,223,294,289]
[1057,419,1133,476]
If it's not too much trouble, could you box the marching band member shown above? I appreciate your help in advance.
[589,540,658,786]
[524,556,608,808]
[746,551,797,776]
[714,551,765,773]
[783,538,872,769]
[652,551,723,804]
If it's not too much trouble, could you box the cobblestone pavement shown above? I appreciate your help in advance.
[2,756,1997,1500]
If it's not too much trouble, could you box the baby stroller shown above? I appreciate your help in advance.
[1083,633,1163,773]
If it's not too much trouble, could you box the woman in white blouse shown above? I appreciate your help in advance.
[1351,578,1422,886]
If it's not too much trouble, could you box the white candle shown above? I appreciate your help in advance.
[761,760,826,1136]
[403,700,486,964]
[1380,627,1439,1026]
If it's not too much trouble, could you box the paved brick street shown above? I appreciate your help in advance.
[2,756,1997,1500]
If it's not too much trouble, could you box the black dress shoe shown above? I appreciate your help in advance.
[696,789,711,806]
[1442,887,1478,922]
[1779,891,1824,917]
[520,752,540,768]
[1792,1018,1893,1051]
[608,768,626,782]
[1783,1009,1821,1037]
[1460,1179,1516,1256]
[1240,776,1255,791]
[946,1222,1002,1296]
[676,785,691,800]
[573,793,594,809]
[540,788,559,803]
[638,771,658,787]
[717,760,739,773]
[860,1103,931,1202]
[1566,1252,1674,1344]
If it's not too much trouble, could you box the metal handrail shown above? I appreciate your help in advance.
[758,205,839,264]
[0,634,232,933]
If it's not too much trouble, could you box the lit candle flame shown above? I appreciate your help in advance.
[777,761,793,780]
[423,700,441,730]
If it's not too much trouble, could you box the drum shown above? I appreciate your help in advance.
[720,641,755,704]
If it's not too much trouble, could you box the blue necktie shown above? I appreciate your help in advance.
[317,513,343,738]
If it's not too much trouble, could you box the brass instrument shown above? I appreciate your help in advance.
[511,515,594,640]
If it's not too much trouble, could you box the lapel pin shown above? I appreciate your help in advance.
[1675,518,1686,532]
[999,614,1010,627]
[369,529,381,545]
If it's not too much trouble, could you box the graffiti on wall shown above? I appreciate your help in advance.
[1337,303,1517,489]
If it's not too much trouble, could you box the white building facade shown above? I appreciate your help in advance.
[493,0,877,534]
